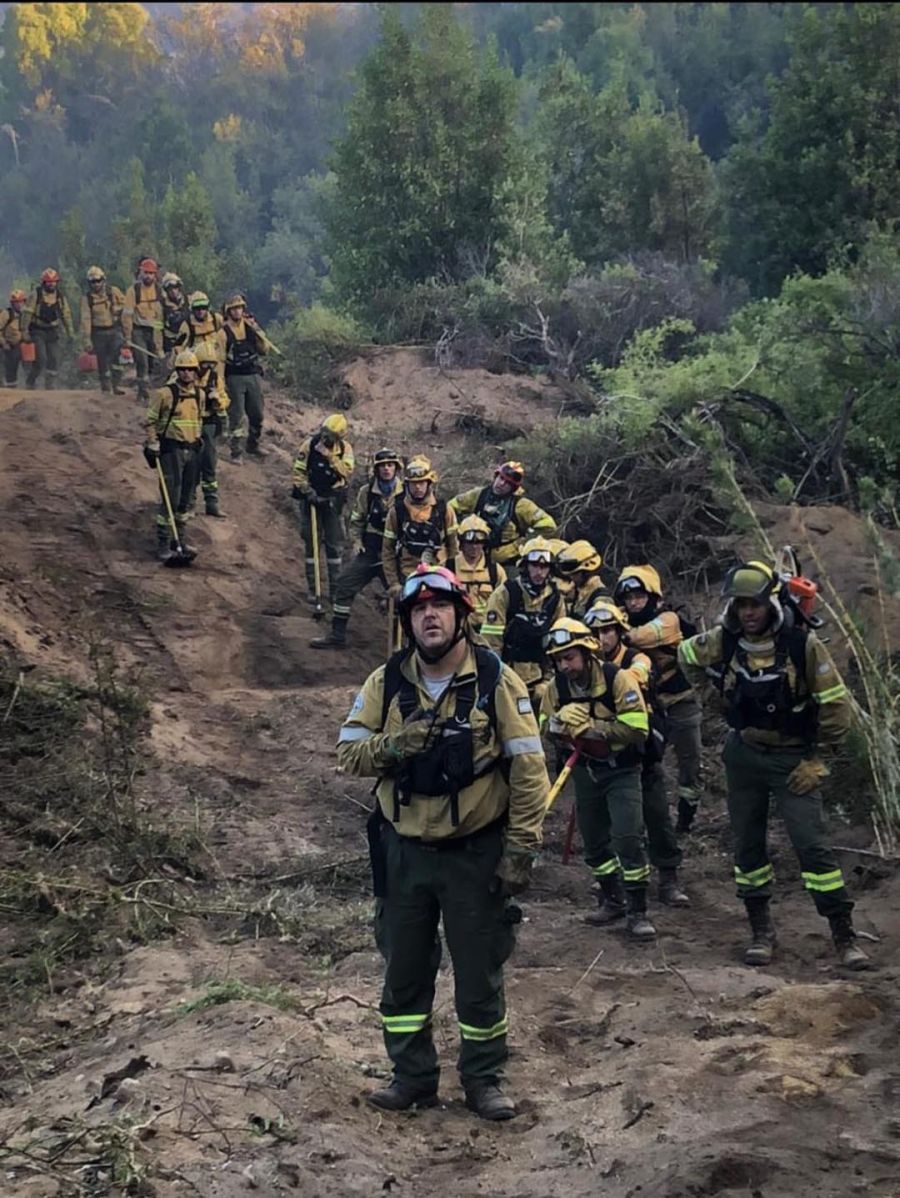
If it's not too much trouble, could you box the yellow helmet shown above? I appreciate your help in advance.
[544,617,599,656]
[405,455,438,484]
[722,560,777,602]
[520,535,554,565]
[321,413,348,439]
[162,272,182,289]
[174,349,200,370]
[546,538,569,559]
[583,602,629,632]
[190,291,210,309]
[86,265,105,282]
[194,341,219,364]
[224,292,246,311]
[495,460,525,489]
[556,539,603,577]
[615,564,663,599]
[458,514,491,543]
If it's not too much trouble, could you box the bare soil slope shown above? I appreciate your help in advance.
[1,360,898,1197]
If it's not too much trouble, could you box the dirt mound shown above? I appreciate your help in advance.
[1,358,898,1197]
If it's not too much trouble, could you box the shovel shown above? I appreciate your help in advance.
[546,748,580,812]
[310,504,325,620]
[126,339,165,361]
[156,458,196,568]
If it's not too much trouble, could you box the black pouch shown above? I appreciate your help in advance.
[366,804,388,898]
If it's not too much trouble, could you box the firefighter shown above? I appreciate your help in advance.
[122,258,164,401]
[222,293,268,460]
[142,349,203,561]
[678,561,868,970]
[195,341,229,517]
[293,413,355,603]
[184,291,225,363]
[480,536,565,707]
[556,540,611,619]
[382,457,458,596]
[447,514,507,627]
[584,602,689,908]
[161,272,190,362]
[337,564,549,1120]
[0,289,26,387]
[310,447,403,648]
[541,617,654,938]
[449,461,556,566]
[614,565,703,834]
[21,268,73,390]
[80,267,125,395]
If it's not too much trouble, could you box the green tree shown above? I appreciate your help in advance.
[326,4,521,307]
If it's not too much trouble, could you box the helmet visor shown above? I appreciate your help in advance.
[525,549,552,565]
[401,571,459,605]
[543,626,590,651]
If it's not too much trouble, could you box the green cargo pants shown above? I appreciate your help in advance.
[723,734,852,918]
[573,761,649,892]
[641,761,682,870]
[666,693,704,808]
[91,327,123,391]
[332,551,383,626]
[156,440,199,541]
[131,325,158,394]
[374,822,517,1092]
[26,327,61,388]
[297,495,345,598]
[199,417,221,506]
[226,373,264,454]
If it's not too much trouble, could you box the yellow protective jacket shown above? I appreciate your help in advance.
[568,576,612,621]
[23,287,74,337]
[381,493,459,589]
[293,434,355,496]
[540,657,649,758]
[337,645,548,851]
[186,313,227,373]
[0,306,22,349]
[625,610,694,710]
[447,552,508,624]
[448,486,556,565]
[80,285,125,334]
[608,642,653,695]
[198,364,229,418]
[349,476,404,555]
[122,282,164,351]
[480,578,566,689]
[144,380,203,445]
[678,623,851,751]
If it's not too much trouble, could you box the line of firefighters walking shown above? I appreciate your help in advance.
[320,426,870,1122]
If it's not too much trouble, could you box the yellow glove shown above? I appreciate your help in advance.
[786,756,830,796]
[556,702,592,738]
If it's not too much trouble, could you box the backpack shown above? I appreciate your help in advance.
[555,659,641,768]
[707,624,816,743]
[474,486,519,550]
[446,555,499,590]
[503,578,559,663]
[379,645,506,825]
[393,494,447,559]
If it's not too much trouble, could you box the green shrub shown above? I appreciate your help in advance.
[269,304,370,403]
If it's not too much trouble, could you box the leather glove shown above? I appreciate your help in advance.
[385,711,435,760]
[492,843,536,897]
[143,442,160,469]
[786,756,830,796]
[420,548,438,566]
[556,702,592,738]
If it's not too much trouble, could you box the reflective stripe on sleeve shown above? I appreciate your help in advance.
[502,736,544,757]
[813,684,847,705]
[618,711,649,731]
[337,726,375,744]
[480,625,503,637]
[680,639,699,666]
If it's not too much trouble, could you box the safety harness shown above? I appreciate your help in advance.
[224,322,261,375]
[707,625,816,743]
[474,486,519,550]
[446,554,499,590]
[306,433,346,496]
[379,645,505,826]
[362,483,396,557]
[393,494,447,559]
[555,661,641,768]
[503,578,559,663]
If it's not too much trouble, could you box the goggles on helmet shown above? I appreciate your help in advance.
[525,549,552,565]
[406,464,431,481]
[401,570,460,605]
[618,577,645,593]
[543,626,589,650]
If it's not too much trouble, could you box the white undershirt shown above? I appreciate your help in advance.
[421,672,453,702]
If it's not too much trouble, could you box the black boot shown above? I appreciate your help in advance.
[658,867,690,907]
[311,619,348,649]
[100,376,112,394]
[204,493,223,517]
[744,897,776,966]
[367,1079,438,1112]
[625,887,656,940]
[828,913,870,971]
[584,872,626,926]
[246,433,266,458]
[155,526,171,563]
[675,796,697,835]
[464,1082,516,1122]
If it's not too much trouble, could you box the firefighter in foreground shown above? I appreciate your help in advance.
[541,618,655,938]
[80,266,125,395]
[615,565,703,833]
[195,341,229,517]
[678,561,868,969]
[142,349,203,561]
[382,456,458,596]
[311,447,403,648]
[22,268,74,389]
[447,514,507,626]
[292,414,356,604]
[337,565,549,1120]
[0,289,26,387]
[449,461,556,566]
[480,536,565,707]
[584,602,689,907]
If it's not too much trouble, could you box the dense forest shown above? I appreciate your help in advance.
[0,1,897,504]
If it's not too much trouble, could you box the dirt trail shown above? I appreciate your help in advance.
[1,362,898,1197]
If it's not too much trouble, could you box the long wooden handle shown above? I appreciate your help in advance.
[310,505,322,600]
[545,749,580,811]
[386,596,395,660]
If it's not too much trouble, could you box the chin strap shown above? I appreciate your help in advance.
[414,610,468,665]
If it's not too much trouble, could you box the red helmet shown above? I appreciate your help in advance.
[10,289,26,304]
[398,565,474,617]
[139,258,158,274]
[495,460,524,490]
[41,268,60,286]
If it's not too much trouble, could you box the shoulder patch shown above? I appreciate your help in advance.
[623,691,639,704]
[517,696,532,715]
[349,691,365,716]
[817,661,833,675]
[486,610,498,622]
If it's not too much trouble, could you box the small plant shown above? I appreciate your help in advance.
[177,978,299,1016]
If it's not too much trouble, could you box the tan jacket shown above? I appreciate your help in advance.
[0,307,22,349]
[448,486,556,565]
[480,578,565,688]
[449,552,508,624]
[540,657,649,756]
[625,610,694,710]
[381,494,459,589]
[337,645,548,851]
[122,282,163,351]
[144,380,203,445]
[80,285,124,333]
